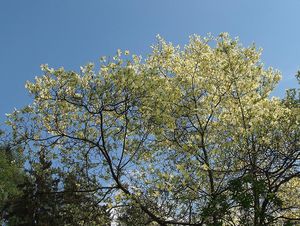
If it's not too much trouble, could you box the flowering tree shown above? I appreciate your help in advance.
[7,33,300,225]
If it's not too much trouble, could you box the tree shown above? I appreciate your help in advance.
[0,147,22,208]
[2,145,111,226]
[0,134,24,225]
[117,203,158,226]
[6,33,300,225]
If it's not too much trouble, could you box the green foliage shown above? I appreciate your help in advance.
[229,176,253,209]
[0,144,24,220]
[3,34,300,225]
[117,204,157,226]
[2,149,111,226]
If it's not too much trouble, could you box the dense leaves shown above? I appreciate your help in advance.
[2,33,300,225]
[0,144,24,216]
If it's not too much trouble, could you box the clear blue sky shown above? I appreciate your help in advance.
[1,0,300,121]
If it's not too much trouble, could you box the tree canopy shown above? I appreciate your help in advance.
[2,33,300,225]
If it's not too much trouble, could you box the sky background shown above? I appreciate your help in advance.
[1,0,300,122]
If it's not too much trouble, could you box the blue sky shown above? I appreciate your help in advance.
[1,0,300,121]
